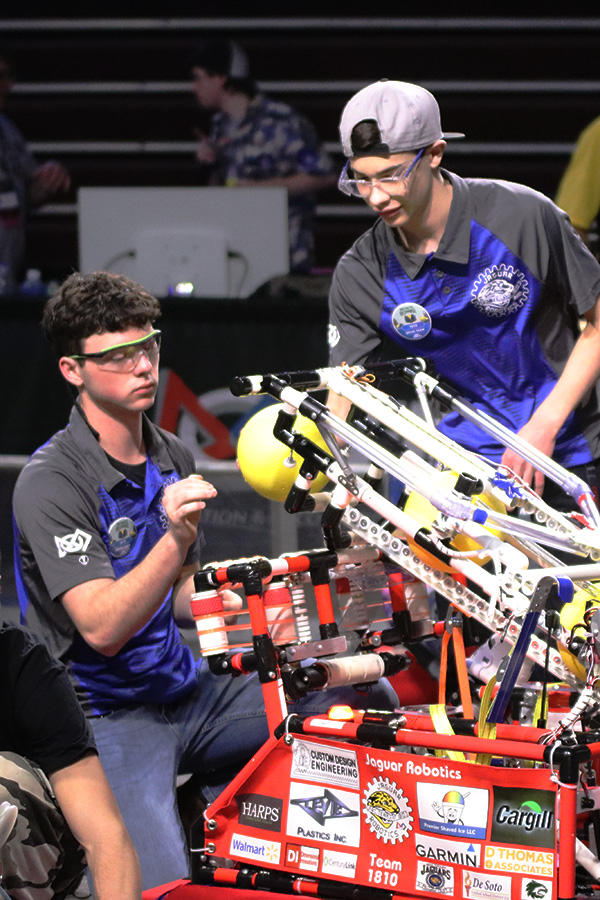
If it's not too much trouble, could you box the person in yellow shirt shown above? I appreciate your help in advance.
[556,116,600,249]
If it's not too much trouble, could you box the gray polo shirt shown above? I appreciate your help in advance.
[328,171,600,465]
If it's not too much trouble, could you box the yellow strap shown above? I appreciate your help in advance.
[429,703,468,763]
[475,677,497,766]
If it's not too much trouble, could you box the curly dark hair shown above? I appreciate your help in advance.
[42,271,161,358]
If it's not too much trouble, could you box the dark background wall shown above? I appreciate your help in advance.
[0,12,598,282]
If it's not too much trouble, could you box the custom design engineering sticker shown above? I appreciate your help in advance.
[363,777,413,844]
[291,739,359,789]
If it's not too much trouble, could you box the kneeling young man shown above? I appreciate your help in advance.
[13,271,397,888]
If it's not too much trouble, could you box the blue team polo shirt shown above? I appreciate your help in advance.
[13,403,201,715]
[329,171,600,466]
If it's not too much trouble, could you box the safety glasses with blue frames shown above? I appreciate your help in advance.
[69,329,161,373]
[338,148,426,198]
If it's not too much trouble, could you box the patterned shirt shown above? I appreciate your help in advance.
[210,94,334,273]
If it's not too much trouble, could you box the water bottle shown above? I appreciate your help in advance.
[19,268,47,297]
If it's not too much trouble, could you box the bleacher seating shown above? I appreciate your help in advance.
[2,14,600,278]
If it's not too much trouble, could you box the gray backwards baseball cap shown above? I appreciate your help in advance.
[340,79,465,158]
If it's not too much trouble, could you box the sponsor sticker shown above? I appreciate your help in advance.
[287,782,360,847]
[285,843,319,873]
[463,869,512,900]
[484,846,554,878]
[521,878,553,900]
[291,739,359,789]
[416,832,481,867]
[236,793,283,833]
[55,528,92,558]
[417,783,489,840]
[229,833,281,865]
[416,861,454,895]
[363,777,413,845]
[490,788,555,849]
[321,849,357,879]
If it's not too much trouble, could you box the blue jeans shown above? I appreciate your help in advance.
[90,657,397,891]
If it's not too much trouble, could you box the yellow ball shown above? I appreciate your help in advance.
[403,470,506,569]
[236,403,330,502]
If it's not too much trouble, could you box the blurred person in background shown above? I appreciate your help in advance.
[556,114,600,253]
[0,49,70,293]
[191,38,336,274]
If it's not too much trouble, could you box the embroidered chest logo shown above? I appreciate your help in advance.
[328,324,340,348]
[55,528,92,558]
[471,264,529,317]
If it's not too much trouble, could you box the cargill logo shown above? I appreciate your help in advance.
[490,789,555,849]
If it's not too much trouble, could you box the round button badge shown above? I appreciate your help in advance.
[108,517,137,559]
[391,303,432,340]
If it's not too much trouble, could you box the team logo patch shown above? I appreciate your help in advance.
[55,529,92,558]
[328,324,340,348]
[522,878,552,900]
[363,777,413,844]
[471,264,529,317]
[416,861,454,895]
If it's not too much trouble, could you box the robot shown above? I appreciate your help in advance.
[189,359,600,899]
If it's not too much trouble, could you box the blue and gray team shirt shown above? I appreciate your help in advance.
[13,404,201,716]
[328,171,600,466]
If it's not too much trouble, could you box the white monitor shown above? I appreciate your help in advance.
[77,186,289,298]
